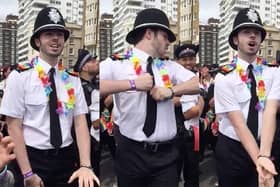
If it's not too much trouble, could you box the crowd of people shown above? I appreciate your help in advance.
[1,4,280,187]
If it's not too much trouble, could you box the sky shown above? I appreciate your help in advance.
[0,0,18,21]
[100,0,220,23]
[0,0,219,22]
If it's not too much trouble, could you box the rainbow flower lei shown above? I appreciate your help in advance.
[233,56,266,110]
[111,50,172,88]
[32,57,75,115]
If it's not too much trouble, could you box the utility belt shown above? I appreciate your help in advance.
[180,125,200,151]
[118,133,175,153]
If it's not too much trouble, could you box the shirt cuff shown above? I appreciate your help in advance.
[0,165,7,181]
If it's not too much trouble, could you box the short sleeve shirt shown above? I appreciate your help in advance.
[214,57,280,141]
[0,57,88,149]
[100,48,195,142]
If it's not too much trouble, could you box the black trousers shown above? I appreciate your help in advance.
[215,133,258,187]
[115,133,179,187]
[10,145,78,187]
[176,130,199,187]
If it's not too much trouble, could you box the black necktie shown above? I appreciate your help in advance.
[49,67,62,148]
[143,57,157,137]
[247,64,258,139]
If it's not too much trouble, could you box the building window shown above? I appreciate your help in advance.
[268,40,272,46]
[268,49,273,56]
[69,48,74,55]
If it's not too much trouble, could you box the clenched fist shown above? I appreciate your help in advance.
[134,73,154,91]
[150,87,173,101]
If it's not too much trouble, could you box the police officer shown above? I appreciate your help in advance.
[100,8,199,187]
[0,7,99,187]
[214,8,280,187]
[174,44,204,187]
[73,49,100,186]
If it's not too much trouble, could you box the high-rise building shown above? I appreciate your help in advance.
[0,15,18,66]
[99,13,113,61]
[199,18,219,65]
[83,0,99,55]
[112,0,178,54]
[218,0,280,64]
[62,23,83,68]
[17,0,84,63]
[259,25,280,63]
[178,0,199,44]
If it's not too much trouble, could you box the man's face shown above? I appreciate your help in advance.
[233,28,262,56]
[177,56,196,71]
[35,30,65,58]
[151,30,170,58]
[83,58,99,75]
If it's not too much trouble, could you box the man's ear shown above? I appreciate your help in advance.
[233,35,239,46]
[145,28,154,40]
[34,37,41,49]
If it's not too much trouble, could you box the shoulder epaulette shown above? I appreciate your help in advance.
[16,62,33,73]
[218,63,236,75]
[262,60,279,67]
[110,53,131,61]
[65,69,79,77]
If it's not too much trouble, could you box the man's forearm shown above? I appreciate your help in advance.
[260,100,278,156]
[74,114,91,167]
[172,76,200,96]
[100,80,131,97]
[228,111,259,164]
[6,117,32,174]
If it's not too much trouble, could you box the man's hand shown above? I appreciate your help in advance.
[257,156,277,185]
[68,167,100,187]
[0,133,16,169]
[150,87,173,101]
[92,120,99,130]
[134,73,153,91]
[24,174,44,187]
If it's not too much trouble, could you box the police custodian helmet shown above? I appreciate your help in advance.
[30,7,70,51]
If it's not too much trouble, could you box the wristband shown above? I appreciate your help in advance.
[257,155,273,161]
[165,87,174,100]
[129,80,136,90]
[23,170,34,179]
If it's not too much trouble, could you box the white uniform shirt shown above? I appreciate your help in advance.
[214,57,280,141]
[90,89,100,142]
[0,57,88,149]
[100,48,195,142]
[180,94,200,130]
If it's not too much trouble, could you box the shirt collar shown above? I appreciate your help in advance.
[237,57,257,70]
[37,57,59,74]
[133,47,151,64]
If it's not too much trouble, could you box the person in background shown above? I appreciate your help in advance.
[73,48,100,187]
[174,44,204,187]
[0,132,16,187]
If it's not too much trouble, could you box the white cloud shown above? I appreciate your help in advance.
[0,0,18,21]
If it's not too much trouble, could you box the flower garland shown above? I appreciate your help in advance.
[32,57,75,115]
[233,56,266,110]
[111,50,172,88]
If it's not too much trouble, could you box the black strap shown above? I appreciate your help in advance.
[247,64,258,139]
[49,67,62,148]
[143,57,157,137]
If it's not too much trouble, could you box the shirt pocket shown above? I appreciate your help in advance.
[234,82,251,103]
[25,85,48,107]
